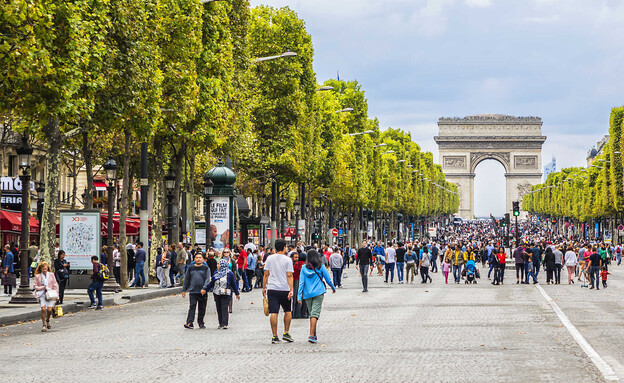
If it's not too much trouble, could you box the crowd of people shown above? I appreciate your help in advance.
[0,218,619,340]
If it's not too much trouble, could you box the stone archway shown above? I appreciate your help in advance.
[434,114,546,219]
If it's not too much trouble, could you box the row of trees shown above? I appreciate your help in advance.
[1,1,457,286]
[523,106,624,223]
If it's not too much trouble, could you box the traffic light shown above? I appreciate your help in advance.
[505,213,510,227]
[512,201,520,217]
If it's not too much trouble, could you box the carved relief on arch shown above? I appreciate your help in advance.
[470,152,510,173]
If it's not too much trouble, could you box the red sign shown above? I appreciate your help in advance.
[331,228,338,237]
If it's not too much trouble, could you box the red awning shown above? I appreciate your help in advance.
[94,180,108,191]
[0,209,39,234]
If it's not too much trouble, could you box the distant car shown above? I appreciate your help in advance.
[453,217,463,225]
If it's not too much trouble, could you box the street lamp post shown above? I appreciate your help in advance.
[279,197,286,239]
[293,201,301,242]
[203,177,214,249]
[102,156,121,293]
[165,172,177,245]
[10,137,37,304]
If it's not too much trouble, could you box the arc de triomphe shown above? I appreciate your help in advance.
[434,114,546,219]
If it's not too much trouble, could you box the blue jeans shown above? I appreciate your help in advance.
[238,268,249,291]
[385,262,395,282]
[430,258,437,273]
[453,264,462,283]
[396,262,404,282]
[590,266,600,288]
[617,254,621,265]
[131,262,145,287]
[488,263,495,278]
[88,280,103,307]
[526,269,537,283]
[331,267,342,287]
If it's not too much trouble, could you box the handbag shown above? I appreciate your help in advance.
[45,289,59,301]
[53,305,64,318]
[263,296,269,316]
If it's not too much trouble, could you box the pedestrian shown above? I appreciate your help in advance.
[494,246,506,285]
[513,245,525,284]
[587,247,601,290]
[554,246,563,284]
[372,241,384,276]
[53,250,70,304]
[544,247,556,285]
[100,245,107,265]
[442,258,451,284]
[160,249,171,288]
[237,245,250,292]
[448,244,464,284]
[254,250,264,289]
[168,243,177,287]
[246,249,257,291]
[129,242,146,288]
[600,266,610,288]
[126,243,135,282]
[87,256,104,310]
[297,249,336,344]
[430,242,439,273]
[206,251,217,276]
[419,246,432,283]
[405,246,417,284]
[525,253,538,284]
[329,247,343,288]
[384,242,396,283]
[155,247,163,285]
[262,239,295,344]
[564,247,577,284]
[356,241,372,292]
[615,244,622,266]
[1,244,16,296]
[176,242,187,285]
[292,252,308,319]
[33,262,59,332]
[182,253,210,329]
[202,258,241,329]
[112,244,121,284]
[395,242,406,283]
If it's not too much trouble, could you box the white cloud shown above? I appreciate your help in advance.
[465,0,492,8]
[522,14,560,23]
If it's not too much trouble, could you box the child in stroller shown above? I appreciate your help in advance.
[465,259,478,284]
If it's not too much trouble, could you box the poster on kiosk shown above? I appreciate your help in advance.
[59,211,101,270]
[210,196,230,251]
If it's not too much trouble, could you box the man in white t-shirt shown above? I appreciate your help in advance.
[263,239,294,344]
[385,242,396,283]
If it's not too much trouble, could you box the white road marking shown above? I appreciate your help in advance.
[536,284,619,381]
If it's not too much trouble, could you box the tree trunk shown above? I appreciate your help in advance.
[71,149,77,209]
[39,117,62,264]
[188,145,196,244]
[171,142,186,244]
[149,138,165,279]
[119,130,131,288]
[82,131,94,210]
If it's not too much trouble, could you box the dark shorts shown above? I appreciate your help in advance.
[267,290,291,314]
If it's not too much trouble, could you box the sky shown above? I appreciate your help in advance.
[249,0,624,217]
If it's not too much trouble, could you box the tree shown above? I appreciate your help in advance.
[0,0,110,263]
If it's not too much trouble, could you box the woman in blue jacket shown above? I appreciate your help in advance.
[297,249,336,343]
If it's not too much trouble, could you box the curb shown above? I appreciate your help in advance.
[0,287,183,327]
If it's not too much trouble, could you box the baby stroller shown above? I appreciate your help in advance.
[465,260,478,284]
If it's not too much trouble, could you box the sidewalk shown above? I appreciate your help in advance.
[0,284,183,326]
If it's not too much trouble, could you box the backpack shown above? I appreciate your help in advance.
[213,274,231,295]
[162,259,170,268]
[97,263,110,282]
